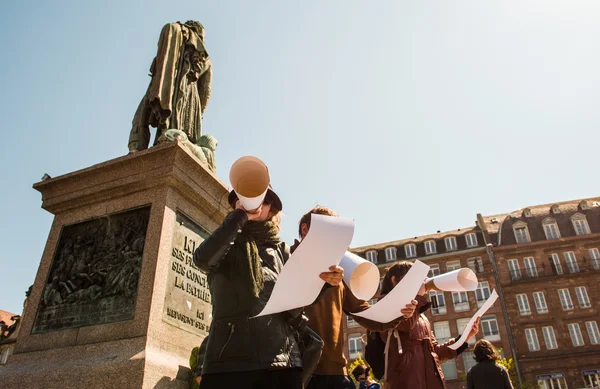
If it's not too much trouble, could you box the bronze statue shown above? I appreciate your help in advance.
[128,20,217,171]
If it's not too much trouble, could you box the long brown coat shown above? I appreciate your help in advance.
[381,296,464,389]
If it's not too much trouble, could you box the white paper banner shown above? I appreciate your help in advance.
[449,289,499,350]
[426,268,478,292]
[339,252,380,301]
[254,214,355,317]
[351,260,430,323]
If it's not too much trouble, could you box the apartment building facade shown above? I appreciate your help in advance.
[343,196,600,389]
[479,198,600,389]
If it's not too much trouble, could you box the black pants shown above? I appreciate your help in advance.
[307,375,355,389]
[200,368,302,389]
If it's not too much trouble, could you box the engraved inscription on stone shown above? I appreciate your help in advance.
[163,211,212,337]
[32,207,151,333]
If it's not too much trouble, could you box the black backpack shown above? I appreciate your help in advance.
[364,330,386,380]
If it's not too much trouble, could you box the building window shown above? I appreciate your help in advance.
[517,294,532,315]
[551,204,561,214]
[481,315,500,341]
[564,252,579,273]
[475,282,491,307]
[440,360,458,380]
[465,233,478,247]
[446,260,461,272]
[558,289,574,311]
[586,321,600,345]
[347,315,358,328]
[542,326,558,349]
[575,286,591,308]
[572,214,591,235]
[537,374,567,389]
[348,334,363,359]
[366,250,377,263]
[428,264,440,277]
[405,244,417,258]
[513,223,531,244]
[533,292,548,314]
[523,257,537,278]
[433,321,451,343]
[568,323,585,346]
[525,328,541,351]
[452,292,470,312]
[385,247,397,261]
[589,248,600,270]
[468,257,484,273]
[550,253,563,275]
[457,318,476,346]
[543,220,561,240]
[445,237,457,251]
[583,371,600,389]
[425,240,437,255]
[508,259,521,281]
[462,351,477,373]
[430,291,446,315]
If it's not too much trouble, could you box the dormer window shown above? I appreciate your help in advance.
[523,208,532,218]
[551,204,561,214]
[571,213,591,236]
[424,240,437,255]
[513,222,531,244]
[385,247,397,261]
[542,218,561,240]
[444,237,457,251]
[465,233,478,248]
[366,250,378,263]
[405,244,417,258]
[579,200,590,211]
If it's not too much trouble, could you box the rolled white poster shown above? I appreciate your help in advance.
[426,268,478,292]
[236,188,268,212]
[339,252,380,301]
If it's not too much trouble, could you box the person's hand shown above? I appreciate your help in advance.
[195,376,202,384]
[320,265,344,286]
[235,200,263,221]
[401,299,418,318]
[467,317,481,340]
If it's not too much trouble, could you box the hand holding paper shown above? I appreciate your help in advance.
[254,214,354,317]
[449,290,498,350]
[351,260,430,323]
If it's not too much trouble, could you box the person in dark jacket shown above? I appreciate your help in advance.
[379,262,480,389]
[193,187,344,389]
[467,339,514,389]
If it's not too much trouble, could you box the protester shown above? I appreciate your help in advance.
[466,339,514,389]
[351,365,380,389]
[379,261,480,389]
[193,189,344,389]
[296,206,418,389]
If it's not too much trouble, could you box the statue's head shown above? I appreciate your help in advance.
[185,20,205,41]
[199,134,218,151]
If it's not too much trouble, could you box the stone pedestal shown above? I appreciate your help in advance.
[0,141,229,388]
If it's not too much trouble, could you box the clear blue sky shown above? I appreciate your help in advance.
[1,1,599,314]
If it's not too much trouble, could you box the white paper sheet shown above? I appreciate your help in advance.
[350,260,430,323]
[448,289,499,350]
[339,252,380,301]
[254,214,355,317]
[426,268,478,292]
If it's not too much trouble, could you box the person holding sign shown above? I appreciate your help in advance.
[193,189,344,389]
[295,206,418,389]
[379,261,480,389]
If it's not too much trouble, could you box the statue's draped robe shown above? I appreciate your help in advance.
[129,22,211,151]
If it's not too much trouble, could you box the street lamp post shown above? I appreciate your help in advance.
[485,243,525,389]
